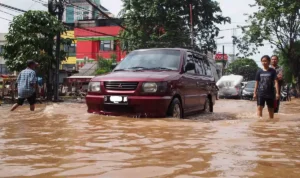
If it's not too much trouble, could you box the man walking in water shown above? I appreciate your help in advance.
[270,55,284,113]
[11,60,38,111]
[253,55,280,119]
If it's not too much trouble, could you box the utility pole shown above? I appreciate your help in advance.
[189,4,194,50]
[222,45,225,76]
[48,0,64,102]
[54,0,64,102]
[232,28,236,61]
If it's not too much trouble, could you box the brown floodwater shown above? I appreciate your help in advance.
[0,99,300,178]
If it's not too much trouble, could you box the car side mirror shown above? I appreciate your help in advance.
[184,62,195,72]
[111,62,117,70]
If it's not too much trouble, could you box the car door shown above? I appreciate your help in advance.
[193,53,207,108]
[202,58,217,104]
[180,51,201,111]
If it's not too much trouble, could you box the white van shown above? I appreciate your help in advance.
[216,74,244,99]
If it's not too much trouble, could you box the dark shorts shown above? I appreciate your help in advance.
[257,97,274,108]
[17,92,36,106]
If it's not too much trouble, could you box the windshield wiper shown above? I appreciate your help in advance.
[113,69,127,72]
[127,66,149,70]
[149,67,174,70]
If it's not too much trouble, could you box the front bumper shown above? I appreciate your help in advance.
[86,95,172,118]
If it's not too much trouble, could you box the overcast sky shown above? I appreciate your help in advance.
[0,0,273,67]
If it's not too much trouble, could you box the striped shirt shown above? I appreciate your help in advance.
[17,68,37,98]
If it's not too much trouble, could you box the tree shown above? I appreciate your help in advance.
[94,54,116,75]
[233,0,300,88]
[275,43,300,84]
[119,0,230,52]
[226,58,259,81]
[3,10,70,99]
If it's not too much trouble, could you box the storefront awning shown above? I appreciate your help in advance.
[77,36,117,41]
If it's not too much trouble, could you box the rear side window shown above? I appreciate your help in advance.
[194,55,205,75]
[203,60,212,76]
[246,82,255,88]
[186,52,195,74]
[193,53,212,76]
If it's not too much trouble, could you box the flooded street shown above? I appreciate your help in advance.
[0,99,300,178]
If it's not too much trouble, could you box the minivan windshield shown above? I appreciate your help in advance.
[246,81,255,88]
[115,49,181,71]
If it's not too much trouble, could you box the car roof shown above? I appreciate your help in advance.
[132,48,207,57]
[133,48,189,52]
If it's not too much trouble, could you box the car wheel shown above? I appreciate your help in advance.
[168,98,183,119]
[203,97,213,113]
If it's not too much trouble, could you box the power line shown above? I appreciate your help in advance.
[0,16,11,21]
[33,0,46,3]
[65,24,127,40]
[0,3,26,13]
[219,26,250,31]
[0,9,16,16]
[64,1,93,13]
[216,42,272,45]
[31,0,46,5]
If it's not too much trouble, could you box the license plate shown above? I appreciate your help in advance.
[104,96,128,105]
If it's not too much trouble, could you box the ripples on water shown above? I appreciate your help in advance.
[0,99,300,177]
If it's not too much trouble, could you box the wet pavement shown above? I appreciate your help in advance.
[0,99,300,178]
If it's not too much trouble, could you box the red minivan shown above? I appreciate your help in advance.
[86,48,217,118]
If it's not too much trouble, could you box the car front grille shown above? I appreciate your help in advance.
[104,81,139,91]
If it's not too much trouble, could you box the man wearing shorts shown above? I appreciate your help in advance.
[11,60,38,111]
[253,55,280,119]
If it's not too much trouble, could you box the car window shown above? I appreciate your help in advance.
[193,54,212,76]
[203,59,212,76]
[186,52,195,74]
[246,82,255,88]
[194,54,205,75]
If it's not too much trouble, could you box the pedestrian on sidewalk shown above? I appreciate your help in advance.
[253,55,280,119]
[11,60,38,112]
[270,55,284,113]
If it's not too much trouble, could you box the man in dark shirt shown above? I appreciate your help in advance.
[253,55,280,119]
[270,55,284,113]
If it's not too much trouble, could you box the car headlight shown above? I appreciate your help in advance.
[142,82,158,93]
[142,82,168,93]
[88,82,101,92]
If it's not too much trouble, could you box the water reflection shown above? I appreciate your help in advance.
[0,99,299,177]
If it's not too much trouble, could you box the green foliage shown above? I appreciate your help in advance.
[233,0,300,86]
[275,42,300,84]
[119,0,230,52]
[94,55,115,75]
[3,10,68,74]
[226,58,259,81]
[110,53,117,62]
